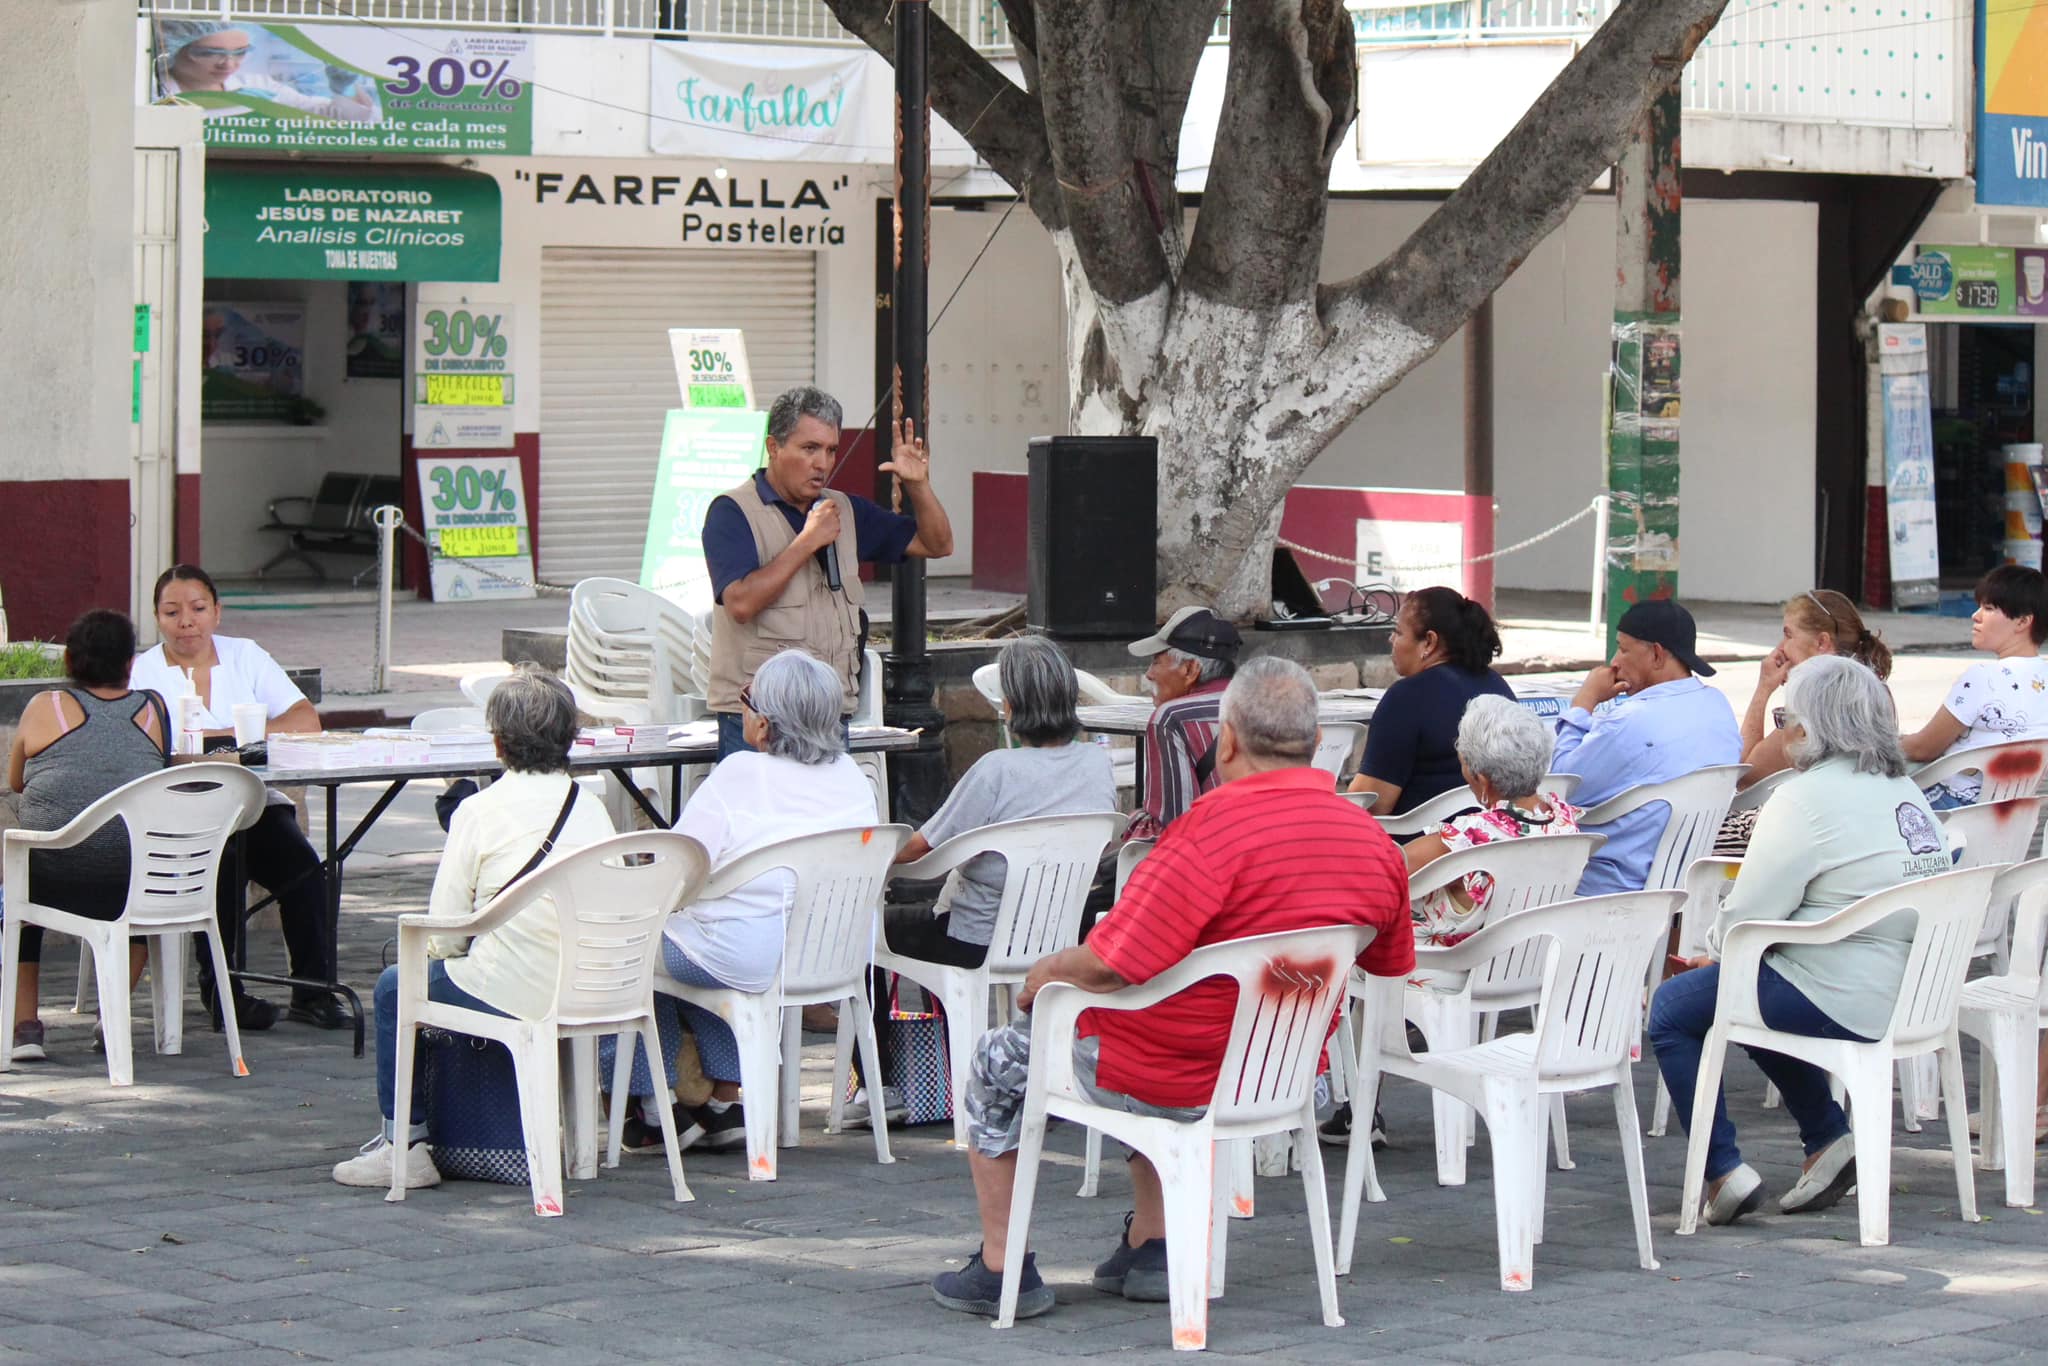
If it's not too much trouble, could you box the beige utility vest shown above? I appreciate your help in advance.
[706,476,866,714]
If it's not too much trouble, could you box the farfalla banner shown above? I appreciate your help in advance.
[648,40,878,164]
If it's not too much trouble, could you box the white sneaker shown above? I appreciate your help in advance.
[332,1135,441,1189]
[841,1086,909,1127]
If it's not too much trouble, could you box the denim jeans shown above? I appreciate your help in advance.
[1647,959,1869,1183]
[374,961,509,1131]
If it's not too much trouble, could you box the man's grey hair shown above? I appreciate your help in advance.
[766,385,844,444]
[1455,695,1552,798]
[486,663,578,774]
[1783,654,1906,778]
[1220,656,1318,763]
[1163,647,1232,686]
[998,635,1081,745]
[750,649,847,765]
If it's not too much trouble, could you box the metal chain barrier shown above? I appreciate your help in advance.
[1276,496,1602,573]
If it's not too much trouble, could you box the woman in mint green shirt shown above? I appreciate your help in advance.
[1648,655,1951,1228]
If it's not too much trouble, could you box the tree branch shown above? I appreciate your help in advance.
[1320,0,1730,354]
[1180,0,1356,311]
[825,0,1062,227]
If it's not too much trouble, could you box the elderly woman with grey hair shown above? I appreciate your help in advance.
[1402,694,1583,947]
[609,649,880,1153]
[1649,654,1953,1228]
[846,636,1119,1123]
[334,664,618,1191]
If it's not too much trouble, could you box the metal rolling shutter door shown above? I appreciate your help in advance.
[538,246,817,582]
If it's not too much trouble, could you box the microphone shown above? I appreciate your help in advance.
[822,544,843,593]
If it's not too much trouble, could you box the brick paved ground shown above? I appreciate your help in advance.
[3,784,2045,1364]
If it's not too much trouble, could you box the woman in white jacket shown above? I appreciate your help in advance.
[156,20,377,121]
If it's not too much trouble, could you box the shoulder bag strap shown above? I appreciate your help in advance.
[508,783,580,886]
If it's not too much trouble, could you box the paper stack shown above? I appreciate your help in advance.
[366,727,496,766]
[573,727,632,756]
[612,724,679,754]
[266,733,377,771]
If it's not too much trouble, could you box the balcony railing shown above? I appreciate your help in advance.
[152,0,1961,129]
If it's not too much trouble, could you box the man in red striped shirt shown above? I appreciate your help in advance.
[930,656,1415,1320]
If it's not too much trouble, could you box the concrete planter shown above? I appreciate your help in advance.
[0,667,323,727]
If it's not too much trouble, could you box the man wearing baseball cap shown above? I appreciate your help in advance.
[1554,599,1741,895]
[1125,607,1243,840]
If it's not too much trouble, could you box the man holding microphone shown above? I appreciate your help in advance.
[702,386,954,759]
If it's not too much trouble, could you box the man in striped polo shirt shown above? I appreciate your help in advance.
[1125,606,1241,840]
[930,657,1415,1320]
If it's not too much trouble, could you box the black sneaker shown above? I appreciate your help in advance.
[288,990,345,1030]
[688,1101,747,1151]
[620,1103,702,1154]
[200,979,278,1032]
[1092,1212,1168,1301]
[931,1249,1054,1319]
[1318,1103,1389,1150]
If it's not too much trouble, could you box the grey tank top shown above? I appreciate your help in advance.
[20,689,171,881]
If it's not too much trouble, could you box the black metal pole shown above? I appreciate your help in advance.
[883,0,946,824]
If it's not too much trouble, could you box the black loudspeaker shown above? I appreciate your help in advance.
[1027,435,1157,638]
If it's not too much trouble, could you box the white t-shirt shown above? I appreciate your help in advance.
[669,751,878,993]
[131,634,306,729]
[1934,655,2048,801]
[130,635,308,806]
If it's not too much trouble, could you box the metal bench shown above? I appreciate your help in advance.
[258,473,402,583]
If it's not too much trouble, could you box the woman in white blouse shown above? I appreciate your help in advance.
[128,565,333,1032]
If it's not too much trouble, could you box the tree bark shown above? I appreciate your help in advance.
[825,0,1735,620]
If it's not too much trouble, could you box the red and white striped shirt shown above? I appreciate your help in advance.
[1125,679,1230,841]
[1084,766,1415,1108]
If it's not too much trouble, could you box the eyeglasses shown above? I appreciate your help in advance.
[739,684,755,714]
[187,46,251,59]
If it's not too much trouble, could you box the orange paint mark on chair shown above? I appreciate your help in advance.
[751,1154,774,1177]
[1172,1324,1207,1351]
[233,1057,249,1077]
[1987,751,2044,784]
[1503,1270,1530,1291]
[861,828,874,845]
[1232,1195,1253,1217]
[535,1196,563,1217]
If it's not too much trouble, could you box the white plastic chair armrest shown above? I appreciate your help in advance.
[890,813,1130,883]
[1712,911,1872,1028]
[1682,857,1741,910]
[2007,883,2048,994]
[1575,780,1666,826]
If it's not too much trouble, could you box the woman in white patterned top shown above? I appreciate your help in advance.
[1901,565,2048,807]
[1404,695,1581,946]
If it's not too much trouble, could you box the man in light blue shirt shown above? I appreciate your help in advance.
[1554,599,1741,895]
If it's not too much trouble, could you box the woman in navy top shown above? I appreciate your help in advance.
[1348,586,1515,817]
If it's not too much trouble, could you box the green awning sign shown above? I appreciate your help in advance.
[205,164,501,281]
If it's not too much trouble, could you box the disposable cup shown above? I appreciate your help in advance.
[233,703,268,747]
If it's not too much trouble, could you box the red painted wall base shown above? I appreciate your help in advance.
[0,479,132,641]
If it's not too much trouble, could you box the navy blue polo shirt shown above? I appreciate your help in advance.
[702,469,919,603]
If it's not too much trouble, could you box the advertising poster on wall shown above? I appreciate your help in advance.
[151,19,532,155]
[346,283,406,379]
[648,41,873,163]
[2018,248,2048,317]
[670,328,754,408]
[412,300,516,449]
[641,409,769,600]
[1976,0,2048,208]
[201,302,308,421]
[416,455,536,601]
[1877,323,1941,609]
[1910,244,2017,315]
[203,163,502,283]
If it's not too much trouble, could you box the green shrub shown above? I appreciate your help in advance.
[0,641,62,681]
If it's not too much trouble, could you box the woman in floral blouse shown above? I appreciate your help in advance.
[1404,694,1581,945]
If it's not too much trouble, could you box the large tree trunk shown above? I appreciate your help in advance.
[830,0,1730,620]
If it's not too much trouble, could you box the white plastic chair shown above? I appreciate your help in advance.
[1373,773,1583,839]
[1338,890,1682,1291]
[1373,833,1606,1185]
[1,765,266,1087]
[1674,864,1999,1247]
[1648,857,1743,1136]
[1728,767,1796,813]
[458,666,512,708]
[1958,858,2048,1208]
[1889,798,2047,1129]
[860,811,1126,1147]
[995,924,1375,1350]
[1910,738,2048,803]
[410,706,487,733]
[1311,723,1365,780]
[852,649,890,821]
[1337,791,1378,814]
[656,823,912,1181]
[389,831,710,1217]
[1574,765,1745,894]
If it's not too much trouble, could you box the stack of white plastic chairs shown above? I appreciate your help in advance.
[565,578,707,826]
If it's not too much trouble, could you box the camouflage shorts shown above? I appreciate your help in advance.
[964,1017,1205,1158]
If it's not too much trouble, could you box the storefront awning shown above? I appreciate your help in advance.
[205,163,501,282]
